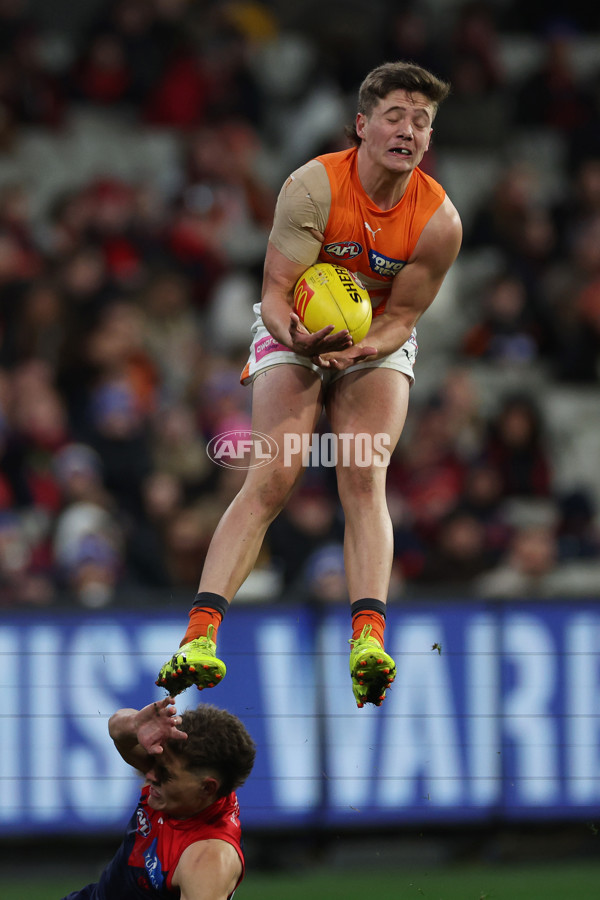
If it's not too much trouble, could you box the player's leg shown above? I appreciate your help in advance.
[326,367,410,707]
[157,363,324,695]
[198,365,324,595]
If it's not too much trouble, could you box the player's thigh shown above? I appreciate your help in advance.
[325,367,410,450]
[325,368,410,500]
[245,363,324,497]
[250,363,324,439]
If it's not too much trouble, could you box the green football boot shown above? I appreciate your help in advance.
[349,624,396,708]
[156,625,226,696]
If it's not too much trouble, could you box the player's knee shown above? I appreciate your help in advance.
[337,464,385,504]
[253,467,297,516]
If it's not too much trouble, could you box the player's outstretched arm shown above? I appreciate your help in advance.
[109,696,187,772]
[173,839,242,900]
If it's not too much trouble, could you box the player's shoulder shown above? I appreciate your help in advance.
[284,157,329,193]
[413,165,447,202]
[412,167,461,232]
[418,193,462,267]
[172,838,242,894]
[275,159,331,225]
[437,192,462,238]
[178,837,241,864]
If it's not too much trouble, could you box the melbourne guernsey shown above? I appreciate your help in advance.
[61,787,245,900]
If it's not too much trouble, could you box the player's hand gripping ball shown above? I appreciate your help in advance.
[293,263,372,344]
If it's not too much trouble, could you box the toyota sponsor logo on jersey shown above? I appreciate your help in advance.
[324,240,362,260]
[368,249,406,278]
[136,807,152,837]
[207,429,279,469]
[144,838,165,890]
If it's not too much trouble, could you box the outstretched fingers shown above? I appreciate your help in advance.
[137,696,188,754]
[289,312,353,356]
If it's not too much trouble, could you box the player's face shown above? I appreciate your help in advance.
[356,89,434,174]
[145,749,218,818]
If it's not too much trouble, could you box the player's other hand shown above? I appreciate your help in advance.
[136,696,188,755]
[289,311,353,357]
[314,345,378,370]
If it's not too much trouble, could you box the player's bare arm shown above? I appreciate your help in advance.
[367,196,462,354]
[321,196,462,370]
[261,241,354,356]
[172,839,242,900]
[108,696,187,772]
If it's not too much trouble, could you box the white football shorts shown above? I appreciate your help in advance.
[240,303,417,387]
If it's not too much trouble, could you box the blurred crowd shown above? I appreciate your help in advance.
[1,0,600,609]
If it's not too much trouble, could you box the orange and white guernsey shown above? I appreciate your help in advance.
[240,146,446,386]
[269,146,446,318]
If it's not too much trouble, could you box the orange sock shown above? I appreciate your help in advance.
[352,610,386,646]
[181,607,223,646]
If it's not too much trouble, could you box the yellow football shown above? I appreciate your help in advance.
[293,263,372,344]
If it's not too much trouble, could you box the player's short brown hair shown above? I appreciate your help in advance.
[169,704,256,797]
[346,61,451,146]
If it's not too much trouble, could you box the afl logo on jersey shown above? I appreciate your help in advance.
[324,241,362,260]
[136,807,152,837]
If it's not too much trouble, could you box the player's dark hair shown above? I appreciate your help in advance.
[169,704,256,797]
[346,61,451,147]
